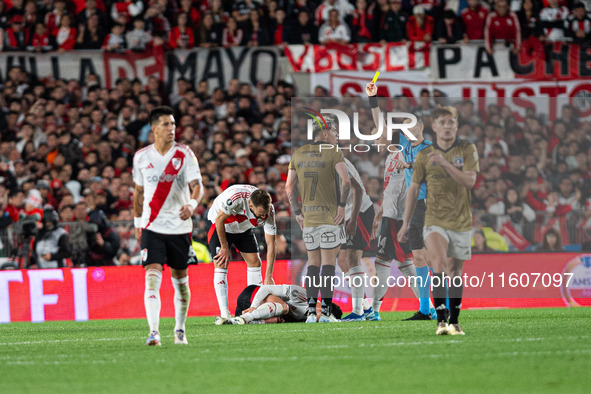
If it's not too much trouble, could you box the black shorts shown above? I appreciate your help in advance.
[207,224,259,256]
[342,206,375,251]
[376,217,411,262]
[408,199,426,250]
[140,229,195,270]
[235,284,260,316]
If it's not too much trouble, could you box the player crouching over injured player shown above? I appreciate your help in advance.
[231,284,342,324]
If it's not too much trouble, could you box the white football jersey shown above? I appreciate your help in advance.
[132,142,202,234]
[207,184,276,235]
[382,150,407,220]
[251,284,308,322]
[344,158,373,220]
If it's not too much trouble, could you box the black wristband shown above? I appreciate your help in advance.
[369,95,379,109]
[408,162,413,170]
[338,202,346,208]
[294,209,302,216]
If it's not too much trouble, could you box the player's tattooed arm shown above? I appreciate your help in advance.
[286,169,304,229]
[133,184,144,240]
[189,179,204,202]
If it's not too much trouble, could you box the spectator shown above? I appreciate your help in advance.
[198,11,220,48]
[169,12,195,49]
[484,0,521,55]
[286,10,317,44]
[76,0,107,27]
[461,0,488,41]
[247,7,271,46]
[517,0,541,40]
[315,0,354,26]
[270,8,287,45]
[44,0,67,33]
[232,0,259,29]
[33,207,71,268]
[4,16,29,51]
[318,9,351,44]
[111,0,144,26]
[102,23,126,52]
[379,0,408,43]
[222,17,244,47]
[27,22,52,52]
[126,18,152,51]
[435,9,463,43]
[539,0,569,41]
[489,187,536,234]
[350,0,373,43]
[539,227,564,251]
[210,0,229,25]
[472,230,493,253]
[406,5,434,42]
[176,0,202,28]
[565,2,591,45]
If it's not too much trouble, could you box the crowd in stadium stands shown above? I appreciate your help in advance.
[1,1,591,267]
[0,0,590,51]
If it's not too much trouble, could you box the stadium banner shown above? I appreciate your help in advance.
[284,42,429,73]
[432,41,591,81]
[0,46,281,91]
[315,71,591,122]
[1,254,589,323]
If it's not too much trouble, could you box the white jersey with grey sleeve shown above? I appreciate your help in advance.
[344,158,373,220]
[382,150,407,220]
[250,285,308,322]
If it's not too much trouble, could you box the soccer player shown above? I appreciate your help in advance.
[207,184,277,325]
[365,84,420,321]
[286,117,351,323]
[230,284,309,324]
[338,155,375,321]
[399,105,479,335]
[133,106,203,346]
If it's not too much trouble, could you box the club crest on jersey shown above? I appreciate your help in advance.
[172,158,181,170]
[454,156,464,168]
[226,199,233,206]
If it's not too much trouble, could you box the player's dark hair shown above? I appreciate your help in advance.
[432,105,458,121]
[149,106,175,125]
[235,285,259,316]
[250,189,272,211]
[312,116,335,140]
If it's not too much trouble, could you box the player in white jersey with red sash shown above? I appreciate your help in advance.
[339,157,375,321]
[132,106,203,346]
[207,184,277,325]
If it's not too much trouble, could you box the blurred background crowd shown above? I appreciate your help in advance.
[0,0,590,51]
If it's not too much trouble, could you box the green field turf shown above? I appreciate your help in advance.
[1,308,589,393]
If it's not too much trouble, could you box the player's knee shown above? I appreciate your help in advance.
[246,255,261,267]
[145,269,162,289]
[278,300,289,315]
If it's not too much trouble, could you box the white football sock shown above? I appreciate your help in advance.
[144,269,162,333]
[214,268,231,318]
[362,297,371,311]
[397,258,419,299]
[247,266,262,286]
[372,258,391,311]
[242,302,284,323]
[348,265,365,315]
[172,276,190,332]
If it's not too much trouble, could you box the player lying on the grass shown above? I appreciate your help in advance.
[133,106,203,346]
[368,82,436,321]
[337,156,376,322]
[230,284,343,324]
[286,117,351,323]
[399,105,479,336]
[207,184,277,325]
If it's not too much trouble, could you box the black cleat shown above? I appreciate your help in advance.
[403,311,432,321]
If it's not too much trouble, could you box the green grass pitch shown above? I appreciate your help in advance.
[1,308,589,393]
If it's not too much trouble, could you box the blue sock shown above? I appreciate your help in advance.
[416,266,431,315]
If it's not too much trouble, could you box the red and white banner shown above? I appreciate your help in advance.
[2,254,589,323]
[284,42,429,73]
[317,71,591,122]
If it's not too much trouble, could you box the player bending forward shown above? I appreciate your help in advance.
[231,284,309,324]
[133,106,203,346]
[207,184,277,325]
[399,106,479,336]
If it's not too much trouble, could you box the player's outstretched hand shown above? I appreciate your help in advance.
[179,204,193,220]
[393,159,407,171]
[428,152,447,166]
[334,206,345,225]
[264,276,275,285]
[346,217,357,238]
[398,222,408,243]
[371,216,380,240]
[366,83,377,97]
[134,228,142,242]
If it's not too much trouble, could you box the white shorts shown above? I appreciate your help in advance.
[302,225,345,251]
[423,225,472,261]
